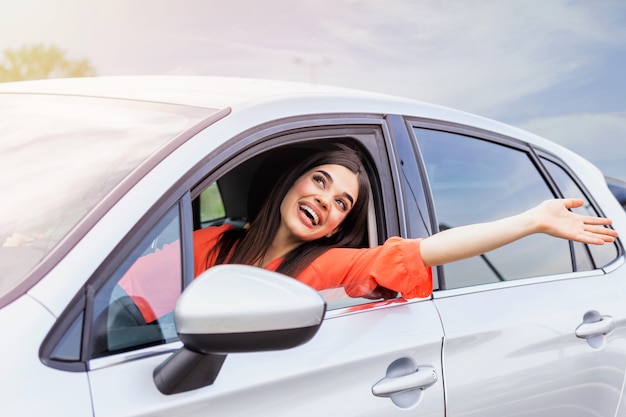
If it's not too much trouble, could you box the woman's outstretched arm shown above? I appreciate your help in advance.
[419,198,619,267]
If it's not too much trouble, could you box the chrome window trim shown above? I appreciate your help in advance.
[88,341,182,371]
[431,268,606,299]
[323,296,426,319]
[603,255,625,274]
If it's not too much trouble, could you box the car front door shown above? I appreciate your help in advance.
[73,118,447,416]
[410,126,626,416]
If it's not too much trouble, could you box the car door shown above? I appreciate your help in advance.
[45,118,446,416]
[410,126,626,417]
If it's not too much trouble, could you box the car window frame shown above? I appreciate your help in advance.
[536,149,624,268]
[41,113,413,371]
[403,118,620,297]
[189,118,407,313]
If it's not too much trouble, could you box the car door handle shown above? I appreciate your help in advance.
[372,366,438,397]
[575,315,615,339]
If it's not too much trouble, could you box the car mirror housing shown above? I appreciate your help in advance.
[154,265,326,395]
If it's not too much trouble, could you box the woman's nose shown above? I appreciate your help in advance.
[315,196,328,210]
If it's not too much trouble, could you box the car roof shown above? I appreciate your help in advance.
[0,75,562,148]
[0,75,600,178]
[0,75,388,109]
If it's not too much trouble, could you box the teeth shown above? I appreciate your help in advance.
[300,204,319,225]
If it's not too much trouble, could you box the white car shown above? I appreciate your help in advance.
[1,76,625,416]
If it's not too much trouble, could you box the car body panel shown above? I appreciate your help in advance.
[434,269,626,416]
[0,296,93,416]
[88,300,445,417]
[0,75,587,159]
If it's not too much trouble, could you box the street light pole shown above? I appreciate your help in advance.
[293,56,331,84]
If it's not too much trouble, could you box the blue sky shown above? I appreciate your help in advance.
[2,0,625,180]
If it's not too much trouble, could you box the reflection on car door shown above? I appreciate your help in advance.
[434,274,626,417]
[88,299,445,416]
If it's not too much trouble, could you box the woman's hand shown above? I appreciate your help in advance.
[528,198,617,245]
[420,198,618,267]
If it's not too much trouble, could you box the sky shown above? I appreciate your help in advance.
[2,0,625,180]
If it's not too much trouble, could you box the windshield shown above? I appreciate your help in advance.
[0,93,216,298]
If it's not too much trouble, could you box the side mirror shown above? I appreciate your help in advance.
[153,265,326,395]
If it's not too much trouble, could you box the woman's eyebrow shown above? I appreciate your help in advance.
[316,169,333,183]
[316,169,354,206]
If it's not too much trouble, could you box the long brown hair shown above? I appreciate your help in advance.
[209,145,371,277]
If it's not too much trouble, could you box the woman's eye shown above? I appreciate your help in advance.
[336,199,347,210]
[313,174,326,187]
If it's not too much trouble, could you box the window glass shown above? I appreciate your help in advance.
[541,157,619,268]
[200,183,226,223]
[90,206,182,358]
[49,313,84,362]
[415,129,574,289]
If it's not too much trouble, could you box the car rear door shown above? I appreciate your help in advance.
[409,125,626,417]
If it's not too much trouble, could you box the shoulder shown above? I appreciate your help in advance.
[194,223,234,245]
[193,224,233,240]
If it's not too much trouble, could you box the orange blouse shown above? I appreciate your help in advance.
[194,224,432,299]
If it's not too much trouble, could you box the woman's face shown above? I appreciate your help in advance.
[279,164,359,242]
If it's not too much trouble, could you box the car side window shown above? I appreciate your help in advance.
[541,157,619,268]
[89,205,182,358]
[414,128,575,289]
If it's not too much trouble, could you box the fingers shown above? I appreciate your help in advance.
[588,224,618,237]
[563,198,585,209]
[560,198,619,244]
[582,212,618,243]
[578,233,613,245]
[584,216,613,226]
[583,224,618,244]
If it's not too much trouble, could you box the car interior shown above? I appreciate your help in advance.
[193,141,378,247]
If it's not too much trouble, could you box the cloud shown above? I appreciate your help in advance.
[2,0,624,111]
[339,0,626,114]
[139,0,621,119]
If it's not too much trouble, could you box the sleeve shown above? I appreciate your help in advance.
[295,237,432,299]
[193,224,234,277]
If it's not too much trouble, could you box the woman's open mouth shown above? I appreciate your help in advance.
[299,204,319,226]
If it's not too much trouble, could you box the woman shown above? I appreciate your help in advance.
[193,145,618,300]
